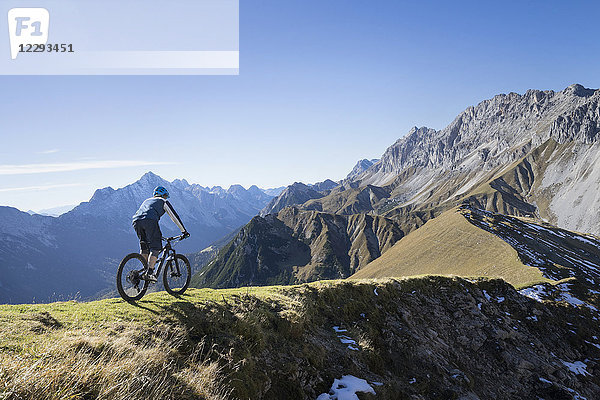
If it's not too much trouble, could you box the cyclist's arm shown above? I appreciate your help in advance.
[164,200,187,233]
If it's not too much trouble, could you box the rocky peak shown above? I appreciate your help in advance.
[564,83,596,97]
[346,158,379,180]
[359,84,600,186]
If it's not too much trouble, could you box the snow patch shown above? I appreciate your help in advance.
[373,288,379,296]
[584,340,600,350]
[316,375,376,400]
[561,360,590,376]
[565,386,588,400]
[332,327,359,350]
[519,285,548,302]
[338,335,357,345]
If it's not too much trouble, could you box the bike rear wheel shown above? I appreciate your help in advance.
[163,254,191,296]
[117,253,149,301]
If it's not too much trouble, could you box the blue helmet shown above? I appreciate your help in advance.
[153,186,169,199]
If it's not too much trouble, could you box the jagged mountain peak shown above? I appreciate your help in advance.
[139,170,162,182]
[563,83,596,97]
[310,179,339,192]
[247,185,264,195]
[195,206,404,288]
[354,84,600,187]
[346,158,379,180]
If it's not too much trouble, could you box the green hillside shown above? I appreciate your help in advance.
[1,277,599,399]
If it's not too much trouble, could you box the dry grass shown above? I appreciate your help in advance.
[0,323,230,400]
[351,208,549,287]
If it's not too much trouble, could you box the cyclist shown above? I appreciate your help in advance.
[132,186,189,282]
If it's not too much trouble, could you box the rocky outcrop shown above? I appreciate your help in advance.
[210,277,600,399]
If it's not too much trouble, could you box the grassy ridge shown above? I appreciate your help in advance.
[1,277,599,399]
[351,208,549,288]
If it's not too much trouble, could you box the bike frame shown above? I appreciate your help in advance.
[150,235,183,279]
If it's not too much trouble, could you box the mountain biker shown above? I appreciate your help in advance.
[132,186,189,282]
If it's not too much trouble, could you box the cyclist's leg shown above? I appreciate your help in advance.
[148,253,159,270]
[133,220,150,262]
[147,220,163,272]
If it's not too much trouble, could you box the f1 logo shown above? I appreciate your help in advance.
[8,8,50,60]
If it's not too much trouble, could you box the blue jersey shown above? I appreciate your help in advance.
[132,197,166,222]
[132,197,186,232]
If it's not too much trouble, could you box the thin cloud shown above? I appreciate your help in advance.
[0,160,175,175]
[37,149,60,154]
[0,183,84,193]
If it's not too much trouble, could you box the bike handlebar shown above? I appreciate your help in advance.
[162,233,190,242]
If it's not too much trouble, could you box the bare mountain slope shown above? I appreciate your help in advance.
[192,207,404,288]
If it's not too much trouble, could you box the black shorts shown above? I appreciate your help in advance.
[133,219,162,253]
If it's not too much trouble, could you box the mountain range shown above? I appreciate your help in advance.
[0,172,276,304]
[5,83,600,306]
[196,84,600,293]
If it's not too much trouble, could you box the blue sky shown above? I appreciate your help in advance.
[1,0,599,211]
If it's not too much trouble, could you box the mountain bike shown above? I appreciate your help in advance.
[117,234,191,302]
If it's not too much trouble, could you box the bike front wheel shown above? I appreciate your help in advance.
[163,254,191,296]
[117,253,149,301]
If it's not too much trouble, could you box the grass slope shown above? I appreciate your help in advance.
[351,208,548,288]
[1,277,599,399]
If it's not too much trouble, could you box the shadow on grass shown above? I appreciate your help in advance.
[157,299,226,332]
[123,299,159,315]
